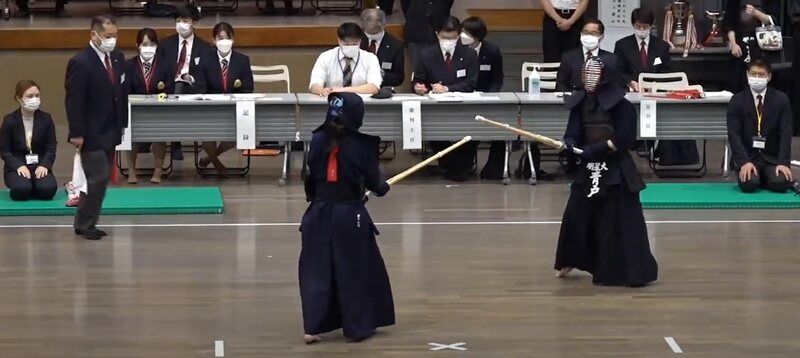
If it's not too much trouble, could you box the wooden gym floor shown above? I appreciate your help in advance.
[0,144,799,357]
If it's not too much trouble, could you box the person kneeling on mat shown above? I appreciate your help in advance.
[0,80,58,201]
[727,58,795,193]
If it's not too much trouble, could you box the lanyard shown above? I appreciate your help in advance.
[756,109,763,137]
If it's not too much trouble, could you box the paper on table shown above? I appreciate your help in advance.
[703,91,734,98]
[201,94,232,100]
[391,95,425,101]
[428,93,463,102]
[232,93,268,100]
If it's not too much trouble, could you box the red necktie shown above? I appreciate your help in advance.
[175,40,188,78]
[445,52,452,69]
[104,54,115,84]
[369,40,377,54]
[326,146,340,182]
[640,41,648,68]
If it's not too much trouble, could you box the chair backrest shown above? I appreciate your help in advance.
[521,62,560,92]
[638,72,690,93]
[251,65,291,93]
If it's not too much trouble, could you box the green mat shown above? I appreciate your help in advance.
[641,183,800,209]
[0,187,224,216]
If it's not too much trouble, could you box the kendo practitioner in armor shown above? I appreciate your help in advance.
[554,56,658,287]
[298,92,395,344]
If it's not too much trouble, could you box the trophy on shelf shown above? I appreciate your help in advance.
[703,10,725,46]
[663,0,699,50]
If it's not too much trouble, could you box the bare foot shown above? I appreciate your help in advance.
[304,334,322,344]
[556,267,573,278]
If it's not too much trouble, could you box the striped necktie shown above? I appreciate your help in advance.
[221,58,230,92]
[342,57,353,87]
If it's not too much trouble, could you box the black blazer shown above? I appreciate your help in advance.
[613,35,672,85]
[201,50,254,94]
[726,87,793,167]
[475,41,504,92]
[0,109,57,171]
[124,56,175,95]
[401,0,454,45]
[556,48,622,92]
[361,32,405,87]
[158,34,214,93]
[65,46,127,151]
[413,44,479,93]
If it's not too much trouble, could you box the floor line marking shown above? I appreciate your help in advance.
[214,340,224,357]
[664,337,683,354]
[0,219,799,229]
[428,342,467,351]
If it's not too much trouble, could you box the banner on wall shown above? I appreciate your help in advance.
[598,0,641,52]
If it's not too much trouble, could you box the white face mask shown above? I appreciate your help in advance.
[634,29,651,40]
[22,97,40,112]
[140,45,157,60]
[340,45,360,59]
[460,32,475,46]
[440,39,458,53]
[581,35,601,51]
[98,37,117,53]
[748,76,769,93]
[366,31,384,41]
[216,39,233,55]
[176,22,193,37]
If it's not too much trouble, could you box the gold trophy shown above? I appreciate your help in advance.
[703,10,725,46]
[669,1,690,47]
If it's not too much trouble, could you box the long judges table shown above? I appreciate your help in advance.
[127,92,732,184]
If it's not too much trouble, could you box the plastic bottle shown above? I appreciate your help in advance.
[528,67,541,94]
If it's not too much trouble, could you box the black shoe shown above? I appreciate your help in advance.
[171,149,184,161]
[82,231,103,240]
[75,229,108,237]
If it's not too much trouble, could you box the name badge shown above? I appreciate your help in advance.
[25,154,39,165]
[381,62,393,70]
[120,73,126,83]
[480,64,492,71]
[653,57,663,66]
[753,136,766,149]
[456,69,466,78]
[194,57,200,66]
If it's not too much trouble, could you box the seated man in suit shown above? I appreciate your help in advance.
[310,22,383,96]
[360,8,405,88]
[727,59,795,193]
[614,8,671,92]
[413,16,480,181]
[556,19,623,92]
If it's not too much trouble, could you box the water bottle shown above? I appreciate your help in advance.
[528,67,541,94]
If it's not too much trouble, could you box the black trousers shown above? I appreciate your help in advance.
[74,149,111,232]
[3,165,57,201]
[793,22,800,136]
[737,157,792,193]
[377,0,394,14]
[542,10,583,63]
[727,37,762,93]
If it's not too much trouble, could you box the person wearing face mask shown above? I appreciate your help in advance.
[613,8,671,93]
[158,5,213,161]
[727,58,795,193]
[359,8,404,88]
[554,56,658,287]
[556,19,623,93]
[197,22,254,176]
[0,80,57,201]
[65,15,127,241]
[309,22,382,97]
[413,16,480,182]
[124,28,174,185]
[723,0,777,93]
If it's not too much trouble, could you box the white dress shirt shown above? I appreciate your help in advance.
[176,34,195,79]
[309,47,383,89]
[217,51,232,69]
[365,31,385,53]
[582,47,600,61]
[89,41,109,68]
[751,88,766,111]
[550,0,579,10]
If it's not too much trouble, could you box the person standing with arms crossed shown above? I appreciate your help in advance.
[65,15,126,241]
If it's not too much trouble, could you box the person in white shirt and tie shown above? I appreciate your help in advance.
[309,23,383,97]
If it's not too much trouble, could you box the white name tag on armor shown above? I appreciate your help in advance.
[382,62,393,70]
[25,154,38,165]
[402,100,423,150]
[456,69,466,78]
[653,57,663,66]
[639,99,657,138]
[480,64,491,71]
[236,100,257,150]
[116,102,133,151]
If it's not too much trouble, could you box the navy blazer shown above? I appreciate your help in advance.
[64,46,127,151]
[124,56,175,95]
[413,44,479,93]
[361,32,405,87]
[475,41,504,92]
[201,50,254,94]
[0,109,57,171]
[727,87,793,167]
[401,0,454,45]
[158,34,214,93]
[613,35,672,85]
[556,48,624,92]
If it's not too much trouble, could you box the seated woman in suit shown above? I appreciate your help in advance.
[125,28,174,184]
[199,22,254,175]
[0,80,57,201]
